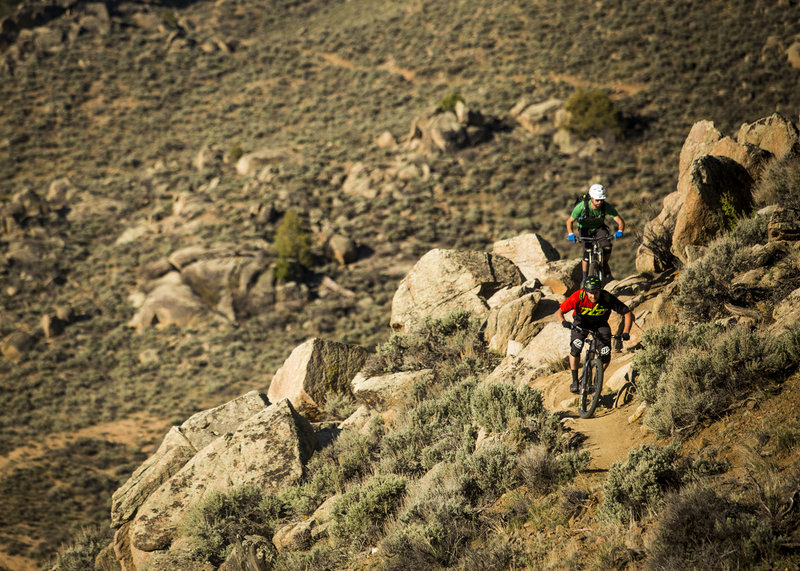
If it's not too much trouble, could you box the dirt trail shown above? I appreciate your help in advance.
[530,354,655,472]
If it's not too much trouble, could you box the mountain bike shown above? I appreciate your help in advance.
[578,235,606,284]
[567,323,621,419]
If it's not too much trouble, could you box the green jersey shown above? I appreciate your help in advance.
[571,201,619,231]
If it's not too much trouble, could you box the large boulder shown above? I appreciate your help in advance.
[671,155,754,263]
[130,399,316,553]
[510,98,562,135]
[390,248,524,332]
[737,113,800,160]
[678,120,772,187]
[539,258,583,295]
[483,322,571,387]
[127,272,213,331]
[350,369,433,411]
[111,391,271,527]
[491,233,560,281]
[1,330,35,364]
[267,338,368,421]
[484,289,544,355]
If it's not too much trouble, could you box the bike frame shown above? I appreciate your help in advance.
[570,323,620,418]
[577,235,605,283]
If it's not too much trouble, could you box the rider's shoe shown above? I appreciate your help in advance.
[570,380,579,394]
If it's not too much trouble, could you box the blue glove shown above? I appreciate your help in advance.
[568,233,576,243]
[621,333,630,341]
[614,231,623,240]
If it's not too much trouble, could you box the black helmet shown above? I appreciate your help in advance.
[583,276,602,292]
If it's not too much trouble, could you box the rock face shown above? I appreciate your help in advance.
[491,233,560,282]
[390,248,524,332]
[671,155,754,263]
[484,322,571,387]
[111,392,271,527]
[484,288,544,355]
[351,369,433,411]
[636,115,799,271]
[130,399,316,553]
[737,113,800,160]
[267,338,368,421]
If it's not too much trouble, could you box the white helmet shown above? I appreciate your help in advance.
[589,183,606,200]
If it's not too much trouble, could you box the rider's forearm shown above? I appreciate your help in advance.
[623,312,632,332]
[615,216,625,232]
[566,217,575,234]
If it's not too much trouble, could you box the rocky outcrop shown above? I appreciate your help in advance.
[510,98,562,135]
[129,399,316,554]
[491,233,560,282]
[127,272,217,331]
[671,155,754,263]
[390,248,524,332]
[111,391,271,528]
[737,113,800,160]
[484,286,545,355]
[267,338,368,421]
[406,101,493,155]
[483,322,572,387]
[637,115,800,270]
[351,369,433,411]
[0,330,34,363]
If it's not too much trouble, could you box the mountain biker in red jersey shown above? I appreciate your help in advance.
[554,276,632,394]
[566,183,625,283]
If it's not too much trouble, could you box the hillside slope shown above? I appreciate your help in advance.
[2,0,800,567]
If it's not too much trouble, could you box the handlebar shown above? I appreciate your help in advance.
[562,321,625,340]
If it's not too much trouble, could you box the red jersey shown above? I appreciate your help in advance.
[560,289,629,326]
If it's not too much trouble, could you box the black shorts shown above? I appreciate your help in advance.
[570,324,612,363]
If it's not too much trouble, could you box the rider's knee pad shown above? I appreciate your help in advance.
[570,337,584,357]
[599,345,612,363]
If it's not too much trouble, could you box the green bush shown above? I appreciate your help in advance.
[753,153,800,209]
[516,444,590,495]
[363,310,488,377]
[673,213,771,321]
[280,426,382,515]
[598,444,681,524]
[438,91,465,113]
[633,325,680,404]
[380,494,477,570]
[43,526,113,571]
[647,486,777,570]
[642,324,791,436]
[470,383,544,435]
[329,474,408,549]
[563,88,623,140]
[457,442,520,504]
[273,210,313,282]
[185,485,282,566]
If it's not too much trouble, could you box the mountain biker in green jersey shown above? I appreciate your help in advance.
[555,275,632,393]
[566,183,625,283]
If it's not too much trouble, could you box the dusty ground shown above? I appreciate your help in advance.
[531,350,656,474]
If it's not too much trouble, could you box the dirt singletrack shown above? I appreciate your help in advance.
[529,352,656,472]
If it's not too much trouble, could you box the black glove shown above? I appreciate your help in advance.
[562,321,572,329]
[621,333,630,341]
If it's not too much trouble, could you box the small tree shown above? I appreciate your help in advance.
[563,88,623,140]
[274,210,312,281]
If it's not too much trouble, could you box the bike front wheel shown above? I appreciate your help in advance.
[578,358,604,418]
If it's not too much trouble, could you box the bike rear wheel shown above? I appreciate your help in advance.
[578,358,604,418]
